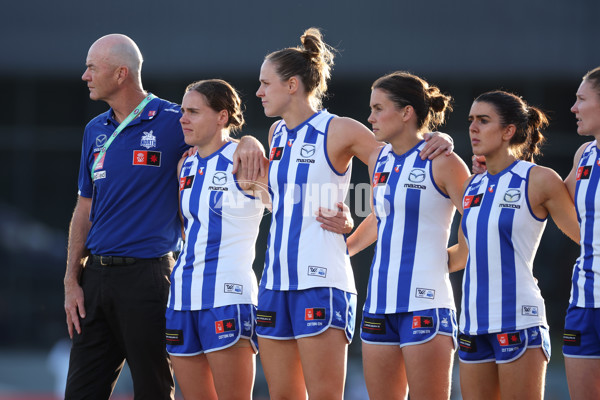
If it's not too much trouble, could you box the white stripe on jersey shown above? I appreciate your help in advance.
[571,141,600,308]
[262,110,355,293]
[366,142,456,314]
[168,142,263,310]
[460,160,548,334]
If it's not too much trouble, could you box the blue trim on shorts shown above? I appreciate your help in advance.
[458,325,550,364]
[256,287,356,342]
[360,308,458,350]
[165,304,258,356]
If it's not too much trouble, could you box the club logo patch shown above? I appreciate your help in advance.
[215,319,236,334]
[497,332,521,346]
[373,172,390,186]
[140,130,156,149]
[305,308,326,320]
[412,316,433,329]
[577,165,592,180]
[463,193,483,209]
[270,147,284,161]
[133,150,161,167]
[180,175,194,191]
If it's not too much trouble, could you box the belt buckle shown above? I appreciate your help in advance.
[100,256,112,266]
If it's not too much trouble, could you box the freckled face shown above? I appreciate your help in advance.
[468,101,507,156]
[367,88,406,143]
[571,79,600,137]
[179,91,222,148]
[256,60,291,118]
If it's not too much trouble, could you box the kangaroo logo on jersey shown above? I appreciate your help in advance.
[215,319,236,334]
[270,147,284,161]
[140,130,156,149]
[212,172,227,185]
[133,150,161,167]
[305,308,326,320]
[408,168,426,183]
[373,172,390,187]
[179,175,194,191]
[503,189,521,202]
[497,332,521,346]
[577,165,592,180]
[463,193,483,209]
[412,316,433,329]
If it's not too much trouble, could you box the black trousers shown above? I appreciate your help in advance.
[65,255,175,400]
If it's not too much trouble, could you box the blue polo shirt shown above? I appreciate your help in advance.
[78,96,188,258]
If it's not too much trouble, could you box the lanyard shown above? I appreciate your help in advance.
[91,93,156,180]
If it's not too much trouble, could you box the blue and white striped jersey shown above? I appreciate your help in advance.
[461,160,548,334]
[365,142,456,314]
[571,141,600,308]
[168,142,263,311]
[261,110,355,293]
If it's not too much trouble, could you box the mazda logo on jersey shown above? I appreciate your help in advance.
[577,165,592,180]
[212,172,227,185]
[503,189,521,202]
[463,193,483,209]
[408,168,426,183]
[270,146,284,161]
[95,134,107,147]
[373,172,390,186]
[300,144,316,158]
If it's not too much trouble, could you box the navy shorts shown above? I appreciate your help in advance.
[165,304,258,355]
[563,306,600,358]
[360,308,457,349]
[256,287,356,342]
[458,326,550,364]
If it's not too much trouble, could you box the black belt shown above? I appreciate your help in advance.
[91,254,171,266]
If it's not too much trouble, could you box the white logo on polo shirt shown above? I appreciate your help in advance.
[140,131,156,149]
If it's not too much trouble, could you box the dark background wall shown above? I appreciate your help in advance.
[0,0,597,381]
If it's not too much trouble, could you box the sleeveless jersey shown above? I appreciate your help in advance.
[168,142,263,311]
[460,160,548,334]
[571,141,600,308]
[365,142,456,314]
[261,110,355,293]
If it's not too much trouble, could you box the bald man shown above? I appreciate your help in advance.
[63,34,187,399]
